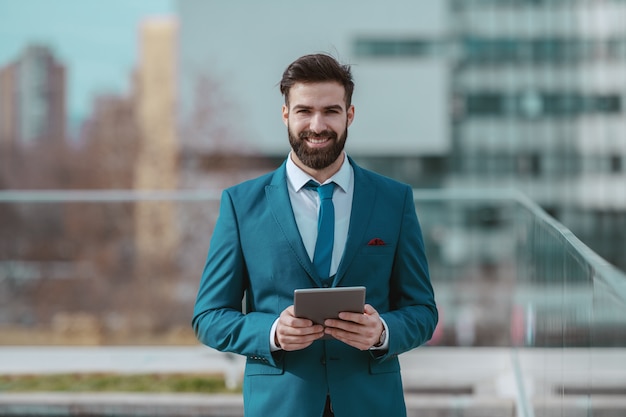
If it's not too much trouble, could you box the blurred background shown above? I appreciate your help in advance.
[1,1,626,415]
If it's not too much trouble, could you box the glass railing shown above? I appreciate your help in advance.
[413,189,626,417]
[0,189,624,416]
[0,190,222,346]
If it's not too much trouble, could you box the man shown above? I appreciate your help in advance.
[192,53,437,417]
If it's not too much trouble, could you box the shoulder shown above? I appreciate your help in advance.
[226,170,274,193]
[350,157,411,193]
[222,164,285,201]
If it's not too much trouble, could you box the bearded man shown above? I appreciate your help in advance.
[192,53,437,417]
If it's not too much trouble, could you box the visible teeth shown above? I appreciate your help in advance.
[308,138,328,144]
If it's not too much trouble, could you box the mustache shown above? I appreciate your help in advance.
[299,130,337,140]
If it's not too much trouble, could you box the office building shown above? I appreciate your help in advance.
[0,45,66,146]
[133,16,180,276]
[80,94,139,188]
[446,0,626,269]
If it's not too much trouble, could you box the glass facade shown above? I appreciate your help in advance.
[447,0,626,275]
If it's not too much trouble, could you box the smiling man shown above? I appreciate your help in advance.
[192,53,438,417]
[284,79,353,177]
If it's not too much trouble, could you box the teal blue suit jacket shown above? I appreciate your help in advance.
[192,157,437,417]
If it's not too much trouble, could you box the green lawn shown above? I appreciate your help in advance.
[0,373,239,393]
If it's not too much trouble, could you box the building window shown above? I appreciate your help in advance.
[464,93,504,116]
[462,92,621,118]
[354,38,441,58]
[517,153,541,177]
[610,155,622,174]
[462,37,620,64]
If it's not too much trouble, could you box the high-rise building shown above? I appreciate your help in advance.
[133,16,180,276]
[80,94,139,188]
[0,64,17,148]
[446,0,626,270]
[0,45,66,146]
[0,63,17,183]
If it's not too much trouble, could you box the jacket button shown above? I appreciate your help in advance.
[320,356,326,365]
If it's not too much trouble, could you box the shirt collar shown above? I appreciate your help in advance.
[286,151,352,193]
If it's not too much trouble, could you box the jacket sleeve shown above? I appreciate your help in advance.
[381,186,438,357]
[191,190,277,363]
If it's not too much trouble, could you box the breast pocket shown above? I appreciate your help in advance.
[353,245,395,278]
[360,245,395,257]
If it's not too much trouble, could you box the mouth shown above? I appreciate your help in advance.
[305,136,332,146]
[301,131,335,148]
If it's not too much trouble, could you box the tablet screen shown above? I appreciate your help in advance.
[293,286,366,327]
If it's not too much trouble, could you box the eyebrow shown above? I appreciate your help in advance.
[292,104,344,112]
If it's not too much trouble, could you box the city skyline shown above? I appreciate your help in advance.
[0,0,624,274]
[0,0,173,131]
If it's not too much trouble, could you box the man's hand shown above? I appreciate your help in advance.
[275,305,324,351]
[323,304,384,350]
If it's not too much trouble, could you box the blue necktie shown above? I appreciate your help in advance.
[307,181,335,280]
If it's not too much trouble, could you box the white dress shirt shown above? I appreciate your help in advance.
[270,152,388,351]
[285,151,353,277]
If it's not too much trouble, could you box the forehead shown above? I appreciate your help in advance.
[288,81,346,109]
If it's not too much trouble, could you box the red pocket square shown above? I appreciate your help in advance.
[367,238,386,246]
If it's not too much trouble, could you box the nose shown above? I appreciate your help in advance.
[309,112,326,133]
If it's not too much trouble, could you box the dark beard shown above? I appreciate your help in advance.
[288,124,347,170]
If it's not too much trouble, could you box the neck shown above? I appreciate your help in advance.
[291,152,345,184]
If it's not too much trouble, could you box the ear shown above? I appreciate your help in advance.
[282,104,289,127]
[346,105,355,127]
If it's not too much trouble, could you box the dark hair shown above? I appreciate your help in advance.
[279,53,354,107]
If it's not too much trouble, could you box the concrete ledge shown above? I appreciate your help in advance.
[405,395,515,417]
[0,393,518,417]
[3,393,626,417]
[533,396,626,417]
[0,393,243,417]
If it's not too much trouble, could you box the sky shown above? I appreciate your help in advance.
[0,0,173,126]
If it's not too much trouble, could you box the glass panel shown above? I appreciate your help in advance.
[513,194,626,417]
[1,190,624,417]
[0,191,220,345]
[413,190,626,417]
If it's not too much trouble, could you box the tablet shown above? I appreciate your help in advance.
[293,286,366,328]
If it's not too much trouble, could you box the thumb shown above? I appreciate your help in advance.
[363,304,378,316]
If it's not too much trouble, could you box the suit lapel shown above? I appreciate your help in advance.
[334,159,375,287]
[265,163,321,287]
